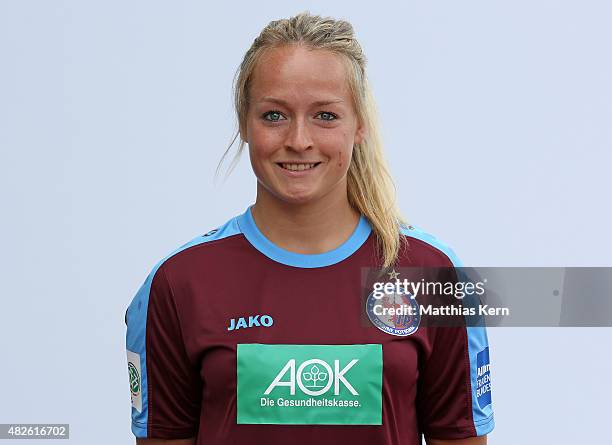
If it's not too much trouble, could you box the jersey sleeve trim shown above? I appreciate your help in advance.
[131,419,197,440]
[125,215,241,438]
[401,224,495,437]
[423,412,494,440]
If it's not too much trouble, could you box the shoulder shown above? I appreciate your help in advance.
[127,214,243,314]
[147,214,243,282]
[399,223,464,267]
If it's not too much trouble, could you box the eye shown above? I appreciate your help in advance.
[317,111,338,121]
[262,110,285,122]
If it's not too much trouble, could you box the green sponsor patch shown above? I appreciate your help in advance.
[237,344,382,425]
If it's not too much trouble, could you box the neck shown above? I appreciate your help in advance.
[250,183,361,255]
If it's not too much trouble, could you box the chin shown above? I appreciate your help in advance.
[275,188,321,205]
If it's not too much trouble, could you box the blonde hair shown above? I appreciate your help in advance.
[218,11,408,269]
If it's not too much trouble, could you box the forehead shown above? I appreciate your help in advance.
[249,45,352,103]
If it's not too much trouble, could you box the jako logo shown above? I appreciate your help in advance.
[264,358,359,396]
[227,314,273,331]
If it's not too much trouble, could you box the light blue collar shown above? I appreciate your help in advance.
[236,205,372,268]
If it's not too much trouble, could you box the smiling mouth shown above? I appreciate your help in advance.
[277,162,322,172]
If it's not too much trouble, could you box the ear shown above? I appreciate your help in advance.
[354,119,366,145]
[239,121,247,143]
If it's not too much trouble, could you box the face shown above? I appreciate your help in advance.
[242,45,365,205]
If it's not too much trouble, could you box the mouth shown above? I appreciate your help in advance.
[276,162,322,172]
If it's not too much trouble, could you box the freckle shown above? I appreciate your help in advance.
[338,150,343,168]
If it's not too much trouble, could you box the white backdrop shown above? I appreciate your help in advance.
[1,1,610,444]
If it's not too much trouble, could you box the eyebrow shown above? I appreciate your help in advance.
[257,96,344,107]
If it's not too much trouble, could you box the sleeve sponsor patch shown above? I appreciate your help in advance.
[126,349,143,413]
[476,347,492,409]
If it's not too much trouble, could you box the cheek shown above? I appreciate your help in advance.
[249,144,276,175]
[320,133,353,171]
[247,123,278,162]
[337,146,354,171]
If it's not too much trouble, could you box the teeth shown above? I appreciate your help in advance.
[281,163,317,171]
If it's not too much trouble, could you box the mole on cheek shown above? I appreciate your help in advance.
[338,150,343,168]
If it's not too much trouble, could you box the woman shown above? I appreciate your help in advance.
[125,11,494,445]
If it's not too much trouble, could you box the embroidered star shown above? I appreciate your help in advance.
[387,269,400,280]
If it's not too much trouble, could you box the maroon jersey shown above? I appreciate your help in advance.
[125,206,494,444]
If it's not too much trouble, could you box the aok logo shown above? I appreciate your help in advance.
[264,358,359,396]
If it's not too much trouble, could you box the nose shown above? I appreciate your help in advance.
[284,117,313,152]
